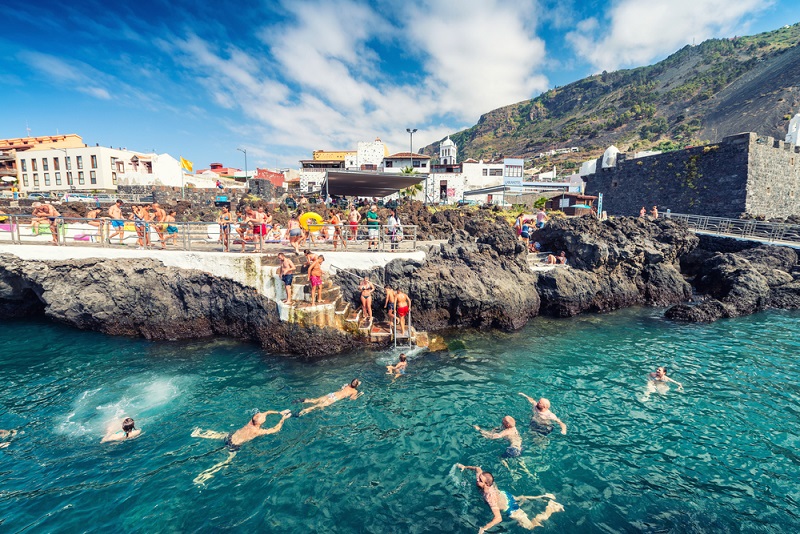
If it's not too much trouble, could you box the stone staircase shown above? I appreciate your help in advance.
[257,252,428,347]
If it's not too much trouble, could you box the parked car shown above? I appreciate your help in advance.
[61,193,95,203]
[28,192,59,201]
[93,194,117,203]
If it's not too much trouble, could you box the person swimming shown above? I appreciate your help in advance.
[456,464,564,532]
[387,354,407,377]
[642,366,684,401]
[649,366,683,389]
[519,393,567,435]
[474,416,523,458]
[101,417,141,442]
[191,409,292,485]
[297,379,362,416]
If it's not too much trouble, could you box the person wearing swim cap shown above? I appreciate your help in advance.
[456,464,563,532]
[297,379,362,416]
[101,417,141,442]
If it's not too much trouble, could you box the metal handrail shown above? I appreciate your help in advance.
[0,214,420,252]
[666,212,800,245]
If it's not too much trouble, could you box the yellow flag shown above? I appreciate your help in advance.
[180,156,193,172]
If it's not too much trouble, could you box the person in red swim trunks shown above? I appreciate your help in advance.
[395,289,411,335]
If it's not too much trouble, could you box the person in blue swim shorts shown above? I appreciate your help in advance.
[456,464,564,532]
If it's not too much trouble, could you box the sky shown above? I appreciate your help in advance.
[1,0,799,172]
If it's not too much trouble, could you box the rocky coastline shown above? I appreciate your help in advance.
[1,216,798,356]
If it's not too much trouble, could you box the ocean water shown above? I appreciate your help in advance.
[0,308,798,533]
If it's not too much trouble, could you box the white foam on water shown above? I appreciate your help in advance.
[55,375,192,439]
[376,346,427,366]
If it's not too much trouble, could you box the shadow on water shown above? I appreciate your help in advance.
[0,309,799,532]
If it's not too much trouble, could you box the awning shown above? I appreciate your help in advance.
[322,171,426,197]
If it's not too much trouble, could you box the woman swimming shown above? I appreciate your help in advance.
[101,417,141,443]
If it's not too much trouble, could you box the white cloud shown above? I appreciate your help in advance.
[567,0,772,71]
[163,0,551,164]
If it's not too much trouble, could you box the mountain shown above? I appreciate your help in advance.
[422,23,800,166]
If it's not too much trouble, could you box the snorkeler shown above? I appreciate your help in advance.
[191,410,292,485]
[518,393,567,435]
[649,366,683,390]
[386,354,407,377]
[0,429,17,449]
[101,417,141,442]
[456,464,563,532]
[297,379,362,416]
[474,416,523,458]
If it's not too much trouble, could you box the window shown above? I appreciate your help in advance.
[385,161,393,168]
[115,160,124,172]
[505,165,523,177]
[44,173,51,186]
[412,160,421,168]
[559,198,570,208]
[67,172,74,185]
[31,159,38,171]
[42,158,49,171]
[91,155,98,169]
[22,174,28,187]
[55,172,62,185]
[482,169,488,176]
[33,173,40,187]
[21,160,27,172]
[78,171,85,185]
[90,170,97,184]
[144,161,152,174]
[65,156,72,170]
[76,155,83,169]
[112,172,117,184]
[489,169,503,176]
[53,157,60,171]
[110,156,116,168]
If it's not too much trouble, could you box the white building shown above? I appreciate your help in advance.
[424,137,506,204]
[16,146,183,194]
[382,153,431,173]
[787,113,800,147]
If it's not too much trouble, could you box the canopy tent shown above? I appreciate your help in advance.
[321,171,426,198]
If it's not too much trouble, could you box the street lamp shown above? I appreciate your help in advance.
[406,128,419,203]
[237,147,248,182]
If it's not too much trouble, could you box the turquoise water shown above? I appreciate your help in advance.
[1,308,799,532]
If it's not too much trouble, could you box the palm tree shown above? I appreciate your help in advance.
[399,166,422,198]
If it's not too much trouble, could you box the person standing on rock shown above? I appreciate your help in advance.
[639,206,646,218]
[395,290,411,335]
[651,205,659,219]
[383,285,397,326]
[535,208,548,229]
[359,277,375,325]
[278,252,296,305]
[309,254,325,306]
[519,393,567,435]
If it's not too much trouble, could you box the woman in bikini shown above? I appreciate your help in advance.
[132,205,147,249]
[329,209,347,251]
[288,213,303,254]
[359,276,375,324]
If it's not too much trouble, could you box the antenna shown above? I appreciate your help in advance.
[26,121,31,138]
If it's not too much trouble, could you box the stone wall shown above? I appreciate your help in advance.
[745,135,800,218]
[584,132,800,219]
[585,133,750,217]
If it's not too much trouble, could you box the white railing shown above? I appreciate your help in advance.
[666,212,800,245]
[0,215,419,252]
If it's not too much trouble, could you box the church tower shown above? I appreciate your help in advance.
[440,137,457,165]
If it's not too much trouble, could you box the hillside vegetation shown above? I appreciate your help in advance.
[423,23,800,168]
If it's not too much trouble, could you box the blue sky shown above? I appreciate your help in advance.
[1,0,798,171]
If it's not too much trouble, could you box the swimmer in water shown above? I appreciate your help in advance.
[297,379,362,416]
[649,366,683,389]
[101,417,141,442]
[518,393,567,435]
[0,429,17,449]
[191,409,292,485]
[642,366,683,401]
[386,354,408,377]
[456,464,564,532]
[475,416,534,480]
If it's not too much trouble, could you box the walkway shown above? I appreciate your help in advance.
[666,213,800,249]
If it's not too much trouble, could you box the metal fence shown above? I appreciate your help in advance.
[666,212,800,245]
[0,214,418,252]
